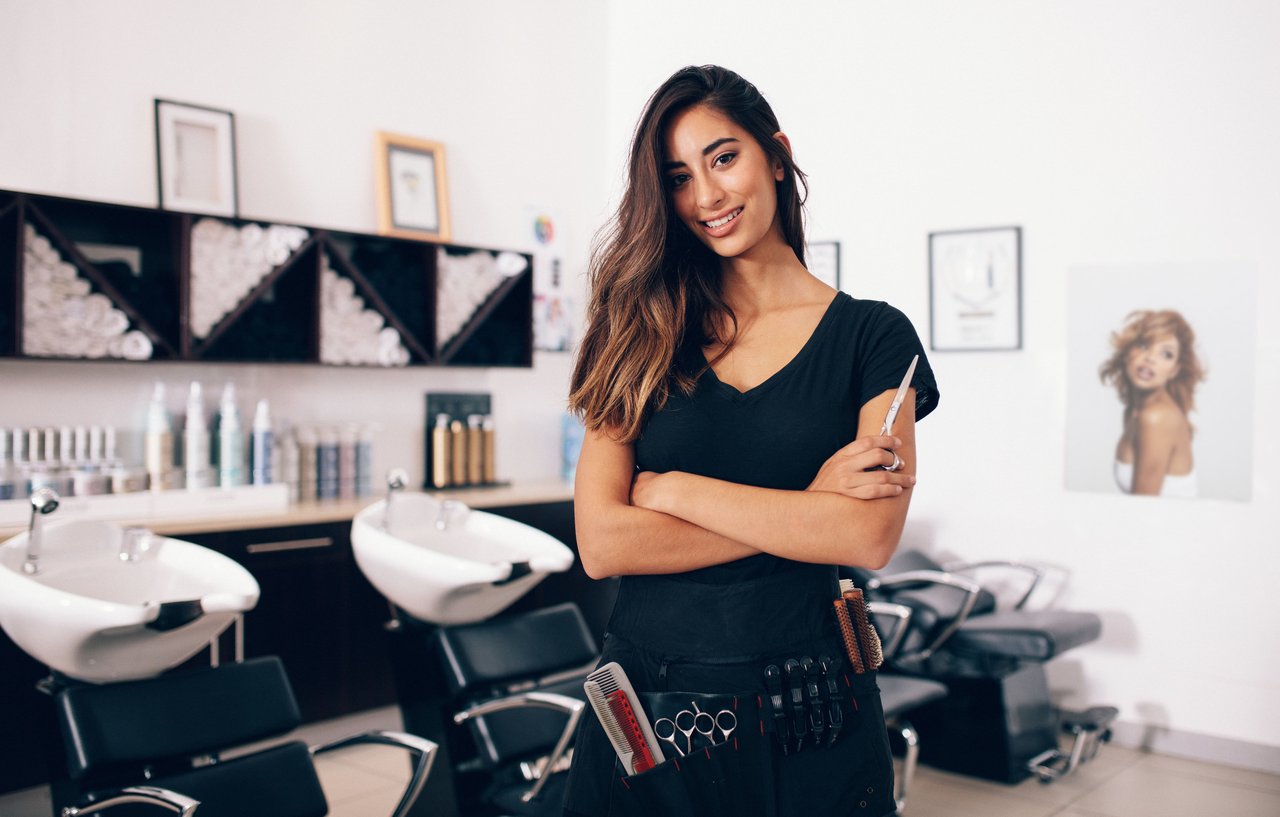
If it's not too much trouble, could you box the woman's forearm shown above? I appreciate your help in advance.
[641,471,907,569]
[576,499,759,579]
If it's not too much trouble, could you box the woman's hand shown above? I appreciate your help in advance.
[630,470,666,511]
[806,434,916,499]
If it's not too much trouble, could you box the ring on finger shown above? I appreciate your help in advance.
[884,451,904,472]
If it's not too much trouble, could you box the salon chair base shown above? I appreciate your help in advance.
[910,664,1059,784]
[1027,705,1119,783]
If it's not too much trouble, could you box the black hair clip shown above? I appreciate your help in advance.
[783,658,808,752]
[800,656,826,746]
[818,654,844,747]
[764,664,790,755]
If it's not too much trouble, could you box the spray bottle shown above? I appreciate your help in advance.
[145,381,173,490]
[217,382,244,487]
[251,399,274,485]
[184,381,210,490]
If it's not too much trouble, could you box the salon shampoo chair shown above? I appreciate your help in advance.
[50,656,437,817]
[865,601,949,815]
[845,550,1116,784]
[434,602,596,817]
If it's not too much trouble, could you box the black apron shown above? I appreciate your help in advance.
[562,564,897,817]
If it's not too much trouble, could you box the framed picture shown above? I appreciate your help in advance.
[808,240,841,289]
[375,131,451,242]
[928,226,1022,351]
[154,99,239,217]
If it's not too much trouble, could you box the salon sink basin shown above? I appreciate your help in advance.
[351,492,574,625]
[0,520,259,683]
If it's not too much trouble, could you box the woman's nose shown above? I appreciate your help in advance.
[695,176,724,211]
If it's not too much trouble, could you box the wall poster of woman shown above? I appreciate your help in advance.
[1065,263,1256,502]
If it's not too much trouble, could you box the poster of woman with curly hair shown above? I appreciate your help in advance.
[1066,264,1256,501]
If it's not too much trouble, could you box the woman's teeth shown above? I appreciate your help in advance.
[704,208,742,229]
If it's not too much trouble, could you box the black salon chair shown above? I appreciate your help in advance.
[436,602,596,816]
[844,549,1112,784]
[867,601,949,815]
[51,656,437,817]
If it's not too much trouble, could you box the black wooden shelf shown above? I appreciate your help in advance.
[0,188,534,368]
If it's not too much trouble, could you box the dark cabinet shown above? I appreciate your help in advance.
[177,520,398,722]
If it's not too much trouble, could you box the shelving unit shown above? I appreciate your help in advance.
[0,188,535,368]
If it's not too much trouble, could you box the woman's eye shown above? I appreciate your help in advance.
[713,152,737,167]
[667,173,690,189]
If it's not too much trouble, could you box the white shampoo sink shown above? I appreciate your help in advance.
[0,520,260,683]
[351,493,574,625]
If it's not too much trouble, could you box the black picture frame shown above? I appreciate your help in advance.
[928,226,1022,351]
[154,98,239,217]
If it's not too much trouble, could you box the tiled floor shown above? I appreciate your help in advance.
[4,706,1278,816]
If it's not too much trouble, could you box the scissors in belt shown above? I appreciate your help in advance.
[653,701,737,756]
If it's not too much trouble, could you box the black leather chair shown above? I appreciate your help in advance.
[51,656,437,817]
[845,549,1112,784]
[436,602,596,817]
[868,601,949,815]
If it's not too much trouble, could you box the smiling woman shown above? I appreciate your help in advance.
[1100,309,1205,497]
[563,65,939,817]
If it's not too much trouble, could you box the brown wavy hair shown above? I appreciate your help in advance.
[568,65,809,441]
[1099,309,1205,421]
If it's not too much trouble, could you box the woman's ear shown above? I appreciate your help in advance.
[772,132,793,181]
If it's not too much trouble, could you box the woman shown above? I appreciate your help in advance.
[564,66,939,816]
[1099,309,1205,498]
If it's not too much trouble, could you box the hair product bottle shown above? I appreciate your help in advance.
[217,382,245,487]
[482,415,496,484]
[183,381,210,490]
[449,418,467,486]
[251,399,274,485]
[431,414,451,489]
[145,381,173,491]
[466,414,483,485]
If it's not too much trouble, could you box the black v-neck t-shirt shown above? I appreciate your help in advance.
[632,291,939,584]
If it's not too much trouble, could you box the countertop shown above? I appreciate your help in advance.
[0,478,575,539]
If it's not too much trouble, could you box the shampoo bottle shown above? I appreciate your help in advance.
[145,381,173,491]
[217,382,245,487]
[184,381,210,490]
[466,415,483,485]
[251,399,274,485]
[449,418,467,486]
[430,414,451,489]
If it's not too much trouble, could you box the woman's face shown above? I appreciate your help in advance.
[662,104,787,260]
[1125,332,1181,392]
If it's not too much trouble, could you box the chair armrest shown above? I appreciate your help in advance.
[454,692,585,804]
[311,730,438,817]
[867,570,983,659]
[61,786,199,816]
[867,601,914,660]
[943,559,1046,609]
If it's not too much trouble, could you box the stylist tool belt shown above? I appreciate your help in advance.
[588,568,896,817]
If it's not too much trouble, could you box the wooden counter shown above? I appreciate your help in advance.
[0,478,574,539]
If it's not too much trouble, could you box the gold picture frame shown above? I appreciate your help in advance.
[374,131,451,242]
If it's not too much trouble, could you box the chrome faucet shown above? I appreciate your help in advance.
[435,499,468,532]
[23,487,60,575]
[384,468,408,531]
[120,527,153,562]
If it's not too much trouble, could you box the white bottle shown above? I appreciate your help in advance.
[145,381,173,491]
[217,382,245,487]
[251,399,274,486]
[184,381,210,490]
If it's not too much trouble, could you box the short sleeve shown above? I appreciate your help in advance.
[856,302,940,422]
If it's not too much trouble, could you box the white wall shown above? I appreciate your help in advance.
[0,0,609,486]
[605,1,1280,760]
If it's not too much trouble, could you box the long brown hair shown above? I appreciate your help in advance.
[568,65,808,441]
[1099,309,1206,423]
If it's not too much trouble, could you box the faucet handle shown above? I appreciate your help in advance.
[386,468,409,492]
[121,526,155,562]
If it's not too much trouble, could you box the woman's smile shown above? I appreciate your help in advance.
[701,206,744,235]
